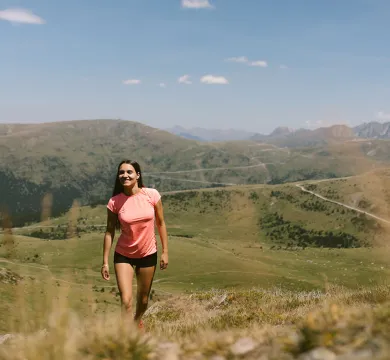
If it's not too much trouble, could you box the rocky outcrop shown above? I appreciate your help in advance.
[0,268,23,285]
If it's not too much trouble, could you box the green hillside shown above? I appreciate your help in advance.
[1,120,390,227]
[304,168,390,223]
[1,175,388,333]
[1,176,390,358]
[2,216,390,333]
[14,179,386,248]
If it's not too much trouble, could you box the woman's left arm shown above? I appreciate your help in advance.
[155,199,169,270]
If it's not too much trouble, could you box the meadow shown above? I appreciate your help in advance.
[1,173,390,358]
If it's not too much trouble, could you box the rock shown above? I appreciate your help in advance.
[209,356,226,360]
[0,328,47,346]
[230,337,256,356]
[299,347,336,360]
[0,334,15,344]
[0,268,23,285]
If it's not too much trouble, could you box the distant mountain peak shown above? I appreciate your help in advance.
[269,126,295,137]
[164,126,257,142]
[165,120,390,144]
[314,124,354,138]
[353,121,390,139]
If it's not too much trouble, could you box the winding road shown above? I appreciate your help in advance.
[295,184,390,225]
[144,163,267,175]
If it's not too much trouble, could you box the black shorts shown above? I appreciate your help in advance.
[114,251,157,268]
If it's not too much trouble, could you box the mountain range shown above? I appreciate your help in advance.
[165,125,256,142]
[1,119,390,227]
[166,121,390,144]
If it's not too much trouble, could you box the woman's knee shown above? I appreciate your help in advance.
[120,293,133,309]
[138,292,149,306]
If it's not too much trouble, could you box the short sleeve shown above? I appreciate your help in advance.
[107,197,117,214]
[148,188,161,206]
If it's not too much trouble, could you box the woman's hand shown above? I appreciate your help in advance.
[101,264,110,280]
[160,252,168,270]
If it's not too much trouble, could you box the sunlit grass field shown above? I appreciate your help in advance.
[2,173,390,358]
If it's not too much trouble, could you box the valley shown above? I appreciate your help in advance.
[3,1,390,356]
[1,119,390,359]
[2,170,390,333]
[1,120,390,227]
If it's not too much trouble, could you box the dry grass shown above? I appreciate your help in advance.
[2,161,390,359]
[2,286,390,359]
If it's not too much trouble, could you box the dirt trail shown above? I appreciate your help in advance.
[296,184,390,225]
[144,163,267,175]
[146,174,237,186]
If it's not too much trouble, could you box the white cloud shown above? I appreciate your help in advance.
[225,56,248,64]
[225,57,273,69]
[280,64,288,70]
[0,8,45,24]
[159,83,167,88]
[376,111,390,120]
[122,79,141,85]
[200,75,229,85]
[178,75,192,85]
[181,0,214,9]
[250,60,268,68]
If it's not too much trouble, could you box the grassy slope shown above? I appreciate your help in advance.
[1,175,390,358]
[0,122,387,188]
[3,120,390,229]
[2,254,390,358]
[306,168,390,221]
[15,177,388,245]
[1,120,382,187]
[2,176,390,333]
[2,233,390,333]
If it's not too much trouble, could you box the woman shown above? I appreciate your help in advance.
[101,160,169,330]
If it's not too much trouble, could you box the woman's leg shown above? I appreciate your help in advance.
[134,265,156,323]
[114,261,135,323]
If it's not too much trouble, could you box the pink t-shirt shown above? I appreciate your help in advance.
[107,187,161,258]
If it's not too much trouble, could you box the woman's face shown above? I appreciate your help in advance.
[118,163,139,187]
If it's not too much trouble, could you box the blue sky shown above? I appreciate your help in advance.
[1,0,390,134]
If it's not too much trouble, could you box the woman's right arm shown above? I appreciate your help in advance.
[103,209,117,264]
[101,209,117,280]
